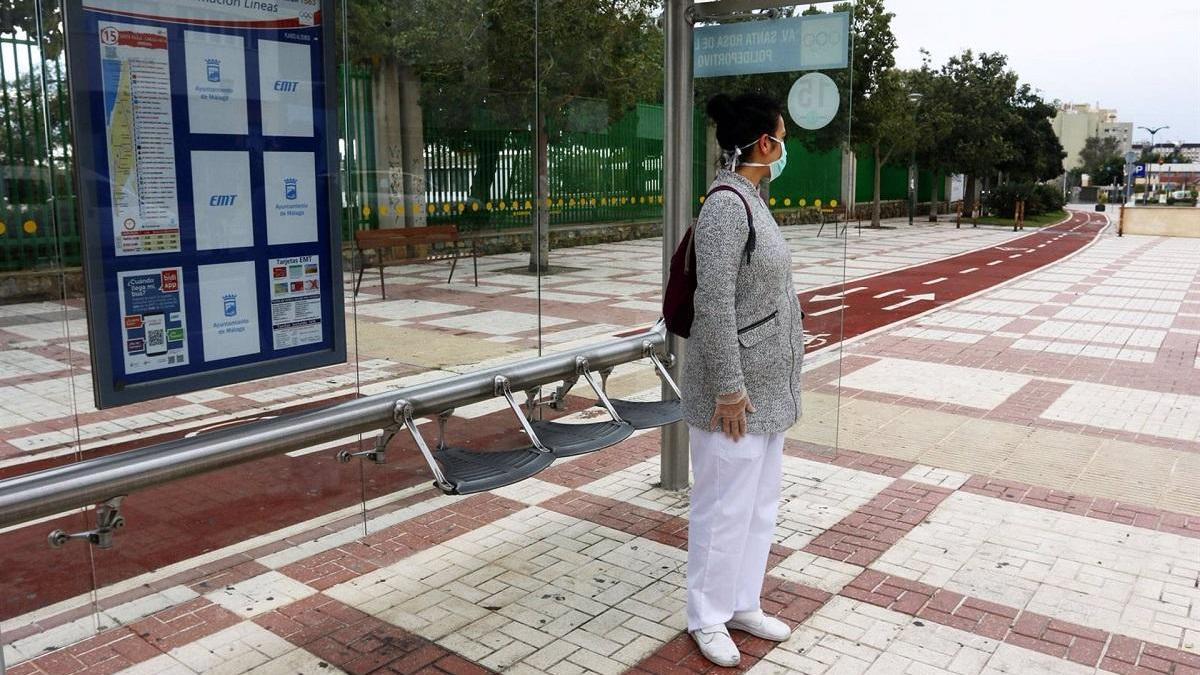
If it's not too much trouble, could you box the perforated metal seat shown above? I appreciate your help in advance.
[593,338,683,430]
[531,418,635,458]
[431,446,555,495]
[382,337,683,497]
[602,398,682,429]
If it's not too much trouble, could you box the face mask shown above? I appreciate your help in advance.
[739,135,787,181]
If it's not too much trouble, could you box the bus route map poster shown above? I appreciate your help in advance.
[65,0,345,408]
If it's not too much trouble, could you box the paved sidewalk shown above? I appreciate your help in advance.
[0,215,1019,467]
[9,211,1200,674]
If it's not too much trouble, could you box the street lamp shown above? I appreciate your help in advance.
[1137,125,1169,202]
[907,92,923,226]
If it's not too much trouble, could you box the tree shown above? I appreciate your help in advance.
[347,0,662,273]
[862,69,921,226]
[1074,136,1122,185]
[0,1,64,57]
[0,67,70,169]
[997,86,1064,183]
[924,50,1020,208]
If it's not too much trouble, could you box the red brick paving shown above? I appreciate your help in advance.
[124,597,241,653]
[845,569,1200,674]
[301,612,477,675]
[13,449,1200,674]
[802,479,953,567]
[4,627,159,675]
[629,577,831,675]
[960,475,1200,539]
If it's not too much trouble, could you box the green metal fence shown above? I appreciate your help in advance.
[854,148,945,205]
[340,64,376,238]
[769,141,843,209]
[0,33,78,272]
[415,105,708,232]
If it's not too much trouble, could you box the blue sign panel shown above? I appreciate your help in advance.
[694,12,849,78]
[66,0,345,408]
[1134,164,1146,177]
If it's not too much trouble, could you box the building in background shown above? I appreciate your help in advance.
[1052,103,1133,169]
[1133,142,1200,162]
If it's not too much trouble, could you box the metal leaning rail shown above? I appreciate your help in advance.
[0,322,679,547]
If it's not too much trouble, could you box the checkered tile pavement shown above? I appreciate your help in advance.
[8,213,1200,674]
[6,425,1200,674]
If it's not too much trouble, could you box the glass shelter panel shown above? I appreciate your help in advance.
[0,0,100,656]
[686,1,855,459]
[332,2,546,513]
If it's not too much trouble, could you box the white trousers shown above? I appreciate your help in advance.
[686,423,784,632]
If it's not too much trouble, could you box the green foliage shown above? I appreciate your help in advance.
[0,1,63,57]
[790,0,896,155]
[348,0,662,129]
[1069,136,1124,186]
[923,50,1020,178]
[985,182,1064,217]
[868,68,921,166]
[998,86,1065,182]
[0,65,71,168]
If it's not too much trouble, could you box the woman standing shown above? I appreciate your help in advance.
[682,92,804,667]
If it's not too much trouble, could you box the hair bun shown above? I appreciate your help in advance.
[706,94,735,125]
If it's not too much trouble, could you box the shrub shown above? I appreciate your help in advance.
[985,182,1063,217]
[1030,183,1065,215]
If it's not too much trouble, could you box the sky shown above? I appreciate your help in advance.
[885,0,1200,145]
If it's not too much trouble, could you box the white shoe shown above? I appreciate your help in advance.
[727,609,792,641]
[690,623,741,667]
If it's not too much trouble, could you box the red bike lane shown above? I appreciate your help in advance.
[799,210,1108,350]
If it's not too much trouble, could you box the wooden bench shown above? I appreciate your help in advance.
[353,225,477,299]
[816,204,847,236]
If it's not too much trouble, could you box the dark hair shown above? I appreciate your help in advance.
[706,92,783,155]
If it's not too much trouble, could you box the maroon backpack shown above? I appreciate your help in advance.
[663,186,755,338]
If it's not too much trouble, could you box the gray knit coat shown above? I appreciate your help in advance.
[681,169,804,435]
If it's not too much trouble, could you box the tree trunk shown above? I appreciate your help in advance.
[528,112,550,273]
[871,142,882,228]
[928,173,939,222]
[964,174,978,216]
[470,144,501,206]
[371,57,405,230]
[398,64,426,228]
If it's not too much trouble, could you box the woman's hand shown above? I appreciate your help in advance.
[710,389,756,441]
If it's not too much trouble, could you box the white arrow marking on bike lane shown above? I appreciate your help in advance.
[874,289,905,299]
[809,287,868,302]
[882,293,936,311]
[808,304,847,317]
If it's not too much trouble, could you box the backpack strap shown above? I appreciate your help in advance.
[705,185,756,264]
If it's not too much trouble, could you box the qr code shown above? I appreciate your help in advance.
[147,330,164,348]
[168,355,180,364]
